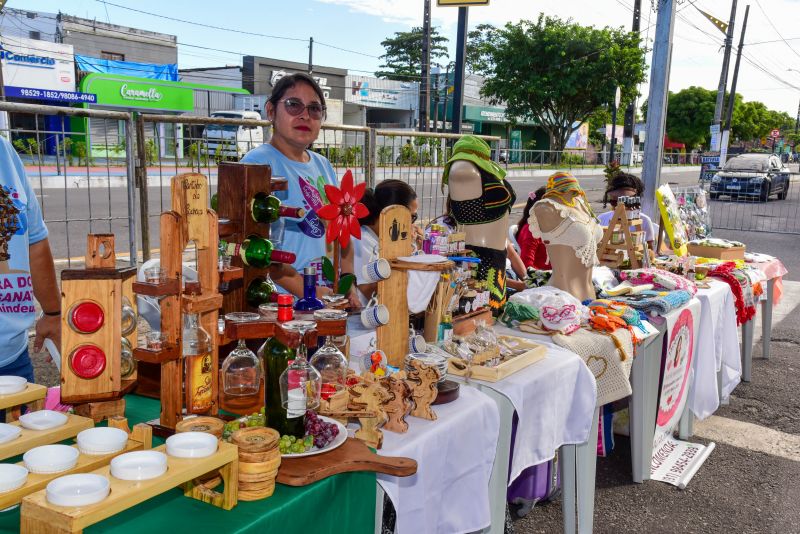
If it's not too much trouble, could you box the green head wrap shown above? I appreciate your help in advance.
[442,135,507,191]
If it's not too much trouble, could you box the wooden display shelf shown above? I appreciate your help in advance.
[133,344,180,364]
[447,337,547,382]
[60,380,137,405]
[0,423,151,510]
[132,278,181,298]
[452,308,493,337]
[182,293,224,314]
[217,219,241,238]
[0,383,46,416]
[20,441,239,533]
[222,318,347,342]
[0,414,94,462]
[219,267,244,283]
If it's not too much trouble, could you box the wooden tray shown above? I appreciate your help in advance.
[447,337,547,382]
[0,414,94,462]
[0,422,151,510]
[390,259,454,272]
[21,442,239,533]
[276,437,416,486]
[0,383,46,419]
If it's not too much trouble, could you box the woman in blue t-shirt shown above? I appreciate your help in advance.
[241,73,356,304]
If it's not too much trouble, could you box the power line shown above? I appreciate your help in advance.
[753,0,800,61]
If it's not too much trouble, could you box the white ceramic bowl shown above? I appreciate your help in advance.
[165,431,218,459]
[0,464,28,493]
[19,410,68,431]
[46,474,109,507]
[0,423,21,445]
[77,427,128,456]
[0,376,27,395]
[24,445,79,474]
[110,451,168,481]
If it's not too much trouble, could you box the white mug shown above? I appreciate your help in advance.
[362,258,392,283]
[361,294,390,328]
[409,333,427,353]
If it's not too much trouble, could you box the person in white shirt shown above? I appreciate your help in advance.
[598,172,657,253]
[354,180,419,306]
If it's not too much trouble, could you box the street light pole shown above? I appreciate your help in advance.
[610,87,621,165]
[450,7,468,134]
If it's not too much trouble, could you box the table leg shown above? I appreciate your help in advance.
[678,407,694,439]
[630,332,663,483]
[478,385,514,534]
[560,443,577,534]
[374,485,385,534]
[761,278,775,360]
[575,408,598,534]
[741,318,755,382]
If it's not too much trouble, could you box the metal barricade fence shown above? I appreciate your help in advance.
[501,148,694,171]
[136,114,370,261]
[373,130,501,223]
[0,101,136,266]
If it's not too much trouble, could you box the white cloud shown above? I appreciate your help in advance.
[316,0,800,114]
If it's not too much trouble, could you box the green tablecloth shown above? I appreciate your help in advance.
[0,395,376,534]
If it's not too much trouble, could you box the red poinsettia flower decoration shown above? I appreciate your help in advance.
[316,170,369,248]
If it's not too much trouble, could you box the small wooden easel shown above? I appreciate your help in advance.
[597,203,644,269]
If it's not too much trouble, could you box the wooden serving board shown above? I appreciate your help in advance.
[0,383,46,416]
[0,414,94,462]
[0,439,145,510]
[276,437,416,486]
[447,339,547,382]
[21,442,239,533]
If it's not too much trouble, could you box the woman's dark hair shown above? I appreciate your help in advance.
[267,73,326,116]
[359,188,380,226]
[603,172,644,205]
[359,180,417,227]
[515,186,546,239]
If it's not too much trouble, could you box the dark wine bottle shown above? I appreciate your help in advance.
[245,276,278,307]
[224,235,296,268]
[251,192,305,223]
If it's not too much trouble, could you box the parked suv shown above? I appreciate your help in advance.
[710,153,790,201]
[201,110,264,160]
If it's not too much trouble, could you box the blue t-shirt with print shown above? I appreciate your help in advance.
[0,137,48,366]
[241,144,336,291]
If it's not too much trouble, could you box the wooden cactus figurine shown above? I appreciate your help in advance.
[379,374,412,433]
[406,360,440,421]
[348,379,390,449]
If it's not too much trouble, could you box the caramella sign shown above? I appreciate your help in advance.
[119,83,163,103]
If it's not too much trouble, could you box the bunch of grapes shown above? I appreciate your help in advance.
[279,434,313,454]
[304,410,339,449]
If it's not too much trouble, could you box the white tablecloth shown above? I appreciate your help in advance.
[691,280,741,419]
[482,325,597,484]
[374,386,500,534]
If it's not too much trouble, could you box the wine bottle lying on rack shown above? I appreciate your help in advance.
[245,276,278,307]
[223,235,296,268]
[251,192,305,223]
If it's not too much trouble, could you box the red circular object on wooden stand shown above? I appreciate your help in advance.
[70,345,107,379]
[68,301,105,333]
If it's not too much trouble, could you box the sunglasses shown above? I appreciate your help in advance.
[279,98,326,120]
[411,214,418,223]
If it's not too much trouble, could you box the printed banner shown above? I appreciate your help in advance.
[650,300,715,487]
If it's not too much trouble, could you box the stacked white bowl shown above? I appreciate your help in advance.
[0,465,28,494]
[165,432,218,459]
[77,428,128,456]
[24,445,79,474]
[46,474,110,507]
[404,353,448,384]
[111,451,168,481]
[0,376,27,395]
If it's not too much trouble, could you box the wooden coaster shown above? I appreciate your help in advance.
[239,448,280,463]
[176,417,225,438]
[232,427,280,452]
[432,380,459,405]
[238,485,275,501]
[238,471,278,483]
[238,457,281,474]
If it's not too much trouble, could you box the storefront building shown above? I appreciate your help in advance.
[344,75,418,128]
[74,73,249,157]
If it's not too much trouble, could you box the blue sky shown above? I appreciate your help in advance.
[12,0,800,115]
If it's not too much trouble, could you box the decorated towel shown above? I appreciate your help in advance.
[614,289,693,317]
[552,327,635,406]
[588,299,644,342]
[620,267,697,296]
[709,262,756,325]
[500,286,588,334]
[524,267,552,288]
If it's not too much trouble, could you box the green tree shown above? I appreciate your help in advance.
[472,15,647,152]
[376,27,449,81]
[662,86,718,148]
[731,100,771,141]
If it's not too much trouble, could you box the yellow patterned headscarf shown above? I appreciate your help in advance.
[543,171,595,216]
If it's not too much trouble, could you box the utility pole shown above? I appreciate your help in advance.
[720,4,749,167]
[711,0,737,151]
[308,37,313,74]
[621,0,641,165]
[610,87,621,165]
[795,98,799,133]
[641,0,677,221]
[432,68,440,133]
[419,0,432,132]
[450,7,468,134]
[442,63,451,133]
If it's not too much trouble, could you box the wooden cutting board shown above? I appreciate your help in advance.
[276,437,417,486]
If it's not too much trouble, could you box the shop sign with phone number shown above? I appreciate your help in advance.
[6,86,97,104]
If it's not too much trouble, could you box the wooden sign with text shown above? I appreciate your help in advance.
[171,173,210,249]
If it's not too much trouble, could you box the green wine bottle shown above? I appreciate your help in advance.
[258,295,304,438]
[210,193,218,211]
[251,192,305,223]
[245,276,278,307]
[224,235,296,268]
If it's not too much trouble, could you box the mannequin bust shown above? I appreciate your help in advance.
[531,173,602,302]
[443,135,516,312]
